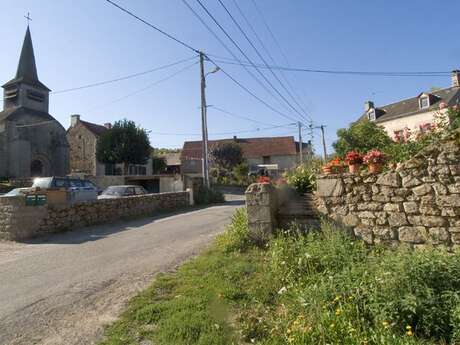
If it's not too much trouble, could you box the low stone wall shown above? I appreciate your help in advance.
[0,191,190,241]
[245,183,278,241]
[316,134,460,249]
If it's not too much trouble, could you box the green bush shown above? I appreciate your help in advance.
[216,208,251,253]
[285,164,316,194]
[264,222,460,344]
[194,185,225,205]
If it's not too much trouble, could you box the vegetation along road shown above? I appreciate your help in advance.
[0,198,243,345]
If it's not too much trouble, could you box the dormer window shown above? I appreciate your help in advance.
[368,109,376,121]
[419,95,430,109]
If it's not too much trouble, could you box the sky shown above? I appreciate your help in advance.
[1,0,460,154]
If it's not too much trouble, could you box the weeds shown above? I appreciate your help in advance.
[100,210,460,345]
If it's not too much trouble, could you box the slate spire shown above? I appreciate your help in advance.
[16,26,39,82]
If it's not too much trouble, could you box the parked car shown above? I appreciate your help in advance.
[98,185,148,199]
[31,177,98,203]
[0,188,29,197]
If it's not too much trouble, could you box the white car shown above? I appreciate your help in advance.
[98,185,148,199]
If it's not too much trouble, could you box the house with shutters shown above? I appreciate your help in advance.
[360,70,460,141]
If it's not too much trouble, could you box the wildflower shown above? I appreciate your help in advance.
[406,330,414,337]
[333,295,341,302]
[278,286,287,295]
[382,321,389,329]
[335,308,342,316]
[330,323,335,329]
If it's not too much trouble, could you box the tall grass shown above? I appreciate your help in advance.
[100,210,460,345]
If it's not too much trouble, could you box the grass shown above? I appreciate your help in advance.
[99,209,460,345]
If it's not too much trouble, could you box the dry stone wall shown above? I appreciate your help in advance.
[0,191,189,241]
[316,133,460,249]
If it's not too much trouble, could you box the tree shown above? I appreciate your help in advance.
[333,120,393,157]
[211,142,244,170]
[96,119,151,175]
[151,156,167,174]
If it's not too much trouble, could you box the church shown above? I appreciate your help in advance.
[0,27,69,178]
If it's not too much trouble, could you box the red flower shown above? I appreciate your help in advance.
[363,150,386,164]
[344,151,363,165]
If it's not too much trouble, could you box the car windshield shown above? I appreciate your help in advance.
[4,189,21,196]
[32,178,52,188]
[103,186,127,196]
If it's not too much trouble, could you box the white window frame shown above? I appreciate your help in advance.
[368,109,376,121]
[419,96,430,109]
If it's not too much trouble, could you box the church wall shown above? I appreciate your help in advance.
[7,114,69,178]
[0,130,7,178]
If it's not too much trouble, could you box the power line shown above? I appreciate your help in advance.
[209,105,279,126]
[248,0,312,120]
[104,0,199,53]
[208,56,451,76]
[52,55,197,94]
[103,0,301,125]
[149,122,296,136]
[217,0,312,123]
[181,0,297,119]
[86,61,198,111]
[195,0,307,124]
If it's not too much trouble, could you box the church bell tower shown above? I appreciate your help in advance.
[2,26,51,113]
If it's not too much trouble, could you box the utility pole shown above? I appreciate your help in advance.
[320,125,327,160]
[298,121,303,165]
[199,51,210,188]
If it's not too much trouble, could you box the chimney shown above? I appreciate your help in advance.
[104,123,112,129]
[364,101,374,111]
[452,70,460,87]
[233,135,237,141]
[70,114,80,127]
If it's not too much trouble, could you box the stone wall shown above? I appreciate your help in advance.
[0,191,190,241]
[245,183,278,242]
[316,133,460,249]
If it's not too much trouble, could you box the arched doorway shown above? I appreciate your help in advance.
[31,160,44,177]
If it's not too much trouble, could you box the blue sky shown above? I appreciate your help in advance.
[1,0,459,153]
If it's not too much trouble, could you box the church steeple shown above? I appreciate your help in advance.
[16,26,39,84]
[2,26,50,92]
[2,26,50,112]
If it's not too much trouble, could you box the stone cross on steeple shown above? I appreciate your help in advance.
[24,12,32,26]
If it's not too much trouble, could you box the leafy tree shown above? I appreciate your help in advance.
[211,142,244,170]
[333,119,393,157]
[96,119,151,175]
[233,162,249,185]
[151,156,167,174]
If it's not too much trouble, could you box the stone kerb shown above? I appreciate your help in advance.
[245,183,278,242]
[315,133,460,250]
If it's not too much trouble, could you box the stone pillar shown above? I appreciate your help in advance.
[245,183,278,242]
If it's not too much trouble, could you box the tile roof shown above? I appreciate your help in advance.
[360,86,460,123]
[181,136,297,161]
[79,120,108,136]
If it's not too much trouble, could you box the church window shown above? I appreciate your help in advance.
[27,90,45,102]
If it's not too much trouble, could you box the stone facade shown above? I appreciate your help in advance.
[245,183,278,242]
[316,132,460,249]
[0,191,190,241]
[0,27,69,178]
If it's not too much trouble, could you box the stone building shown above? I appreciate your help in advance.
[359,71,460,141]
[0,27,69,178]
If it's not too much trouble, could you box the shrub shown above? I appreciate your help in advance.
[216,208,251,253]
[194,185,225,205]
[285,165,316,194]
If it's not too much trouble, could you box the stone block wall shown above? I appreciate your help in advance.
[316,134,460,249]
[245,183,278,241]
[0,191,190,241]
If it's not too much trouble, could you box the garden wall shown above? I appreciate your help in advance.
[316,132,460,249]
[0,191,190,241]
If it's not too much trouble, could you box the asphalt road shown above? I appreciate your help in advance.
[0,198,243,345]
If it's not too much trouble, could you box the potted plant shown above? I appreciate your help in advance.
[363,149,386,174]
[329,157,344,174]
[344,151,363,174]
[321,162,333,175]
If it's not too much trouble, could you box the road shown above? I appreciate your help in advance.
[0,198,243,345]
